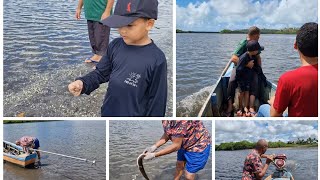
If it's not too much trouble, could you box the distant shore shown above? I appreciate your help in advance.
[4,120,60,124]
[177,28,298,34]
[216,140,318,151]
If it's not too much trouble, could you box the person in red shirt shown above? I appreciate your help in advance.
[257,22,318,117]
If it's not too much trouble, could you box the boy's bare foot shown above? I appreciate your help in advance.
[248,107,257,117]
[84,54,102,63]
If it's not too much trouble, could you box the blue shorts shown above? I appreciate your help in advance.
[177,144,211,173]
[33,138,40,149]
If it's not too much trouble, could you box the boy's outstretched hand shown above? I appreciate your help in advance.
[68,80,83,96]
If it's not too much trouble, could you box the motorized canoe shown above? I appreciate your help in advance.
[3,140,37,167]
[198,60,277,117]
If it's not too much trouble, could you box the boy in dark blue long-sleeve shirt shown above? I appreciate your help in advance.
[235,40,261,116]
[68,0,167,117]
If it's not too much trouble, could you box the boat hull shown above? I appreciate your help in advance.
[3,141,37,167]
[198,61,277,117]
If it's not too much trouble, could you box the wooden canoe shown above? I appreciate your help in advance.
[3,140,37,167]
[198,60,277,117]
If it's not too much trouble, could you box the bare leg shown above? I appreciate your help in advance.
[174,161,185,180]
[249,95,255,109]
[185,170,196,180]
[244,91,249,109]
[36,148,41,160]
[237,92,244,116]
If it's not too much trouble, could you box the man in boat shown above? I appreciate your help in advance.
[143,120,211,180]
[236,40,262,116]
[242,139,274,180]
[224,26,264,117]
[256,22,318,117]
[16,136,41,161]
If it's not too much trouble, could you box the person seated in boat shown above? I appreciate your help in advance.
[256,22,318,117]
[266,154,294,180]
[16,136,41,161]
[242,139,274,180]
[143,120,211,180]
[224,26,263,117]
[235,40,261,117]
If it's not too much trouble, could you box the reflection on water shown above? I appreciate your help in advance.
[109,121,212,180]
[4,0,173,117]
[215,148,318,180]
[176,33,299,116]
[3,121,106,180]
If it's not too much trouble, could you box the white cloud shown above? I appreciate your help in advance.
[177,0,318,31]
[215,120,318,144]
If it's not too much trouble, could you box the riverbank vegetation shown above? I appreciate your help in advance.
[176,28,298,34]
[216,138,318,151]
[220,28,298,34]
[4,120,59,124]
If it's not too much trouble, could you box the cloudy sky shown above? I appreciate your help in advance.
[215,120,318,145]
[176,0,318,31]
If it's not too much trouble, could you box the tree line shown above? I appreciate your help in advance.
[216,138,318,151]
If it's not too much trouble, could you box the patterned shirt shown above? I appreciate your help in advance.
[162,120,211,152]
[19,136,35,147]
[242,149,263,180]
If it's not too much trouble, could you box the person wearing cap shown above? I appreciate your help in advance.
[75,0,115,63]
[267,155,294,180]
[235,40,261,116]
[143,120,211,180]
[68,0,167,117]
[16,136,41,160]
[242,139,274,180]
[223,26,264,117]
[256,22,318,117]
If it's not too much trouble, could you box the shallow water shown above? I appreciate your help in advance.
[215,148,318,180]
[109,120,212,180]
[3,0,173,117]
[3,121,106,180]
[176,33,299,117]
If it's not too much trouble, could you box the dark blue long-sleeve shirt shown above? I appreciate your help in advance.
[77,38,167,117]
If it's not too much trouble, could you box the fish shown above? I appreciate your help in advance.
[137,153,150,180]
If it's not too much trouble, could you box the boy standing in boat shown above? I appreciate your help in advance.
[236,40,261,116]
[143,120,211,180]
[69,0,167,116]
[224,26,263,117]
[257,22,318,117]
[16,136,41,161]
[75,0,114,63]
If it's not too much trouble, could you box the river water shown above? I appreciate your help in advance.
[176,33,299,117]
[109,120,212,180]
[3,121,106,180]
[3,0,173,117]
[215,147,318,180]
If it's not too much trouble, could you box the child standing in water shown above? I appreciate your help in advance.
[75,0,114,63]
[69,0,167,117]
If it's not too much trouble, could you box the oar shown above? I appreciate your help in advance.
[30,149,96,165]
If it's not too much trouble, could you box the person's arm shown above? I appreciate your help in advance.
[154,137,183,158]
[230,54,239,64]
[257,54,262,67]
[76,55,112,95]
[145,57,167,116]
[255,158,272,178]
[269,96,283,117]
[75,0,83,20]
[101,0,115,20]
[155,133,170,148]
[269,76,290,117]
